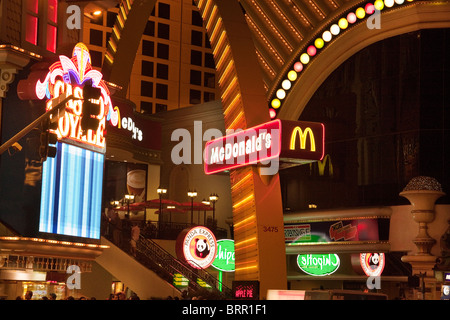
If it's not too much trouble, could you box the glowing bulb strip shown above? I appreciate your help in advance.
[232,194,255,209]
[0,236,109,249]
[0,44,42,59]
[231,172,252,190]
[287,0,313,28]
[116,12,125,29]
[203,0,214,19]
[234,236,257,248]
[234,265,258,272]
[220,76,238,102]
[256,50,276,78]
[226,110,244,131]
[234,214,256,229]
[206,5,218,31]
[212,30,227,56]
[245,15,284,65]
[215,44,229,70]
[250,0,293,52]
[223,92,241,116]
[269,0,302,40]
[307,0,326,19]
[269,0,415,119]
[218,59,235,85]
[209,18,223,44]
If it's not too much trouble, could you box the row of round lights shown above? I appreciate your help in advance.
[269,0,413,119]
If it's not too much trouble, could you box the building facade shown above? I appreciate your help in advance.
[82,0,220,114]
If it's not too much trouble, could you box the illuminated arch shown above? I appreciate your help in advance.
[268,0,450,120]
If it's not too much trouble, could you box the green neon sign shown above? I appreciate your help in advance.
[297,254,340,276]
[212,239,235,272]
[173,273,189,288]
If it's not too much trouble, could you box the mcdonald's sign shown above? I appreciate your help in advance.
[279,120,325,163]
[290,127,316,152]
[204,119,324,174]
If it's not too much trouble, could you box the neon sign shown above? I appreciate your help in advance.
[176,226,218,269]
[35,43,110,151]
[204,120,281,175]
[297,254,340,276]
[204,119,325,174]
[211,239,235,272]
[280,120,325,163]
[290,126,316,151]
[360,253,385,277]
[107,105,143,141]
[232,281,260,300]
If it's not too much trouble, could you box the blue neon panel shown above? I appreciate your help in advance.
[39,143,104,239]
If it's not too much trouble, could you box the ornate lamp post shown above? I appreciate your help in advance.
[187,190,197,224]
[201,199,210,225]
[124,194,135,218]
[209,193,219,222]
[157,187,167,232]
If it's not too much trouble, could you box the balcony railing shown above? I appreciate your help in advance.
[102,220,232,299]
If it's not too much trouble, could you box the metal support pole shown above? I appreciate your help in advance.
[0,94,77,155]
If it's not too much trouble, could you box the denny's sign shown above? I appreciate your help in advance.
[204,119,324,174]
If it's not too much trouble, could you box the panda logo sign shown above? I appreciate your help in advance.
[360,253,385,277]
[176,226,217,269]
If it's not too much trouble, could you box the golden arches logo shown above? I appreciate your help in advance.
[289,126,316,152]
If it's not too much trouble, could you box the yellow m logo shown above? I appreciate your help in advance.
[289,127,316,151]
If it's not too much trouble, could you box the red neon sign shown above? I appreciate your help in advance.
[35,43,110,152]
[204,120,282,175]
[204,119,325,174]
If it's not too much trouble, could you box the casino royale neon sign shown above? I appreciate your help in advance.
[35,43,111,151]
[204,119,325,174]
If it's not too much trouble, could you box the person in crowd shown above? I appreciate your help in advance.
[130,222,140,257]
[24,290,33,300]
[49,293,57,300]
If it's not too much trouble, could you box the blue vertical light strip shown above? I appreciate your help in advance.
[56,143,68,236]
[39,142,104,239]
[91,151,104,238]
[81,148,91,238]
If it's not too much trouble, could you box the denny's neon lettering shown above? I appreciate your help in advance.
[35,43,110,151]
[204,119,325,174]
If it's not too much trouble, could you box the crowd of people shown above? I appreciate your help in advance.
[16,290,141,300]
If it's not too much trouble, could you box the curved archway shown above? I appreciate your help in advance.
[271,1,450,120]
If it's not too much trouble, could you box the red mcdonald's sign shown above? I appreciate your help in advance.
[204,119,325,174]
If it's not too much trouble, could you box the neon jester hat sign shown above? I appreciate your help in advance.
[35,43,111,151]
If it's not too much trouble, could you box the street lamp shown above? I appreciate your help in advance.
[167,205,175,223]
[209,193,219,222]
[187,190,197,224]
[157,187,167,233]
[124,194,135,218]
[201,199,210,226]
